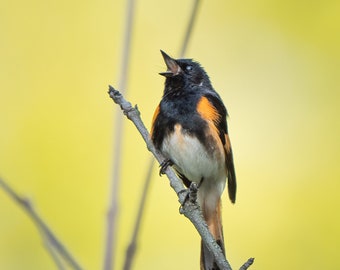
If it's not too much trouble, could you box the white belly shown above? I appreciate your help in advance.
[161,124,226,200]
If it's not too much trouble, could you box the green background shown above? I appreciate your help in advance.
[1,0,339,269]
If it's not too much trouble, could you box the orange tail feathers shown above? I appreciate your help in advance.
[200,198,225,270]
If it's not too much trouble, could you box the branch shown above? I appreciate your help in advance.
[108,86,234,269]
[0,178,83,270]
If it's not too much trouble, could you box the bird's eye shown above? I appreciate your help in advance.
[186,65,193,71]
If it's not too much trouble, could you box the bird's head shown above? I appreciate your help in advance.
[159,50,212,89]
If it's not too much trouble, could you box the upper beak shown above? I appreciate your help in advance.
[159,50,181,77]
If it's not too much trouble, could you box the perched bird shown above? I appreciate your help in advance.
[151,50,236,270]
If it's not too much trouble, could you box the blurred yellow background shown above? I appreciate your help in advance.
[1,0,339,269]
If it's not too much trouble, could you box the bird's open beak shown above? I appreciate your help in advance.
[159,50,181,77]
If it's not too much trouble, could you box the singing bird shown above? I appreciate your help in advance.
[151,50,236,270]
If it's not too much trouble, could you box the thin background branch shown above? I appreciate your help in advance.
[179,0,201,58]
[122,158,154,270]
[0,178,82,270]
[104,0,136,269]
[43,238,66,270]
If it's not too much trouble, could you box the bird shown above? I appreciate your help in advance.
[151,50,236,270]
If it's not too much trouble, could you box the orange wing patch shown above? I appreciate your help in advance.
[197,97,220,124]
[197,96,226,159]
[150,104,160,137]
[197,96,221,136]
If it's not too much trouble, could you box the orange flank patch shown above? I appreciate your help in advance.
[150,104,160,136]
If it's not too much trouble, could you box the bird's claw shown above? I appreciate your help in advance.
[159,159,173,176]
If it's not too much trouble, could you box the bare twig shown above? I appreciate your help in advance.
[179,0,201,58]
[104,0,136,269]
[108,86,232,270]
[0,178,83,270]
[239,258,255,270]
[123,158,155,270]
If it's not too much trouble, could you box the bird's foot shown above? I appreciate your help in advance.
[178,181,200,209]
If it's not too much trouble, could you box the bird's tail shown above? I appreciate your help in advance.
[200,197,225,270]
